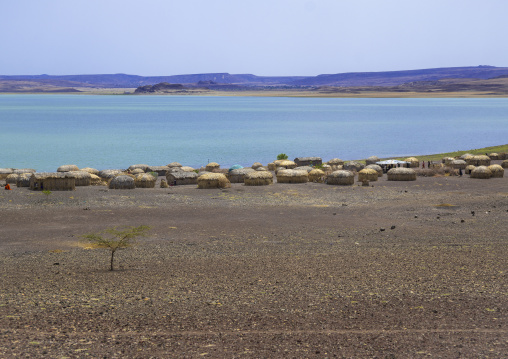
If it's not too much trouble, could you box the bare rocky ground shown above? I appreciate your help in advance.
[0,172,507,358]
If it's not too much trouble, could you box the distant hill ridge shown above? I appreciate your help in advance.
[2,66,508,88]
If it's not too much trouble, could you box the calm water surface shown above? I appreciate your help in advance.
[0,95,507,171]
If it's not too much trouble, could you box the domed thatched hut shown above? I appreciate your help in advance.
[295,166,314,173]
[274,160,297,169]
[267,162,276,171]
[166,171,198,185]
[205,162,220,172]
[197,173,231,189]
[255,166,267,171]
[251,162,263,170]
[13,168,36,174]
[488,164,504,178]
[180,166,195,172]
[130,168,144,175]
[442,157,455,165]
[80,167,99,175]
[135,173,157,188]
[450,160,467,170]
[365,164,383,177]
[0,168,13,180]
[244,171,273,186]
[167,162,182,168]
[467,155,491,166]
[326,170,354,185]
[465,165,476,175]
[501,160,508,169]
[343,161,364,172]
[327,158,344,168]
[229,168,255,183]
[308,169,325,183]
[5,174,19,184]
[460,153,474,160]
[365,156,380,165]
[16,173,32,187]
[128,164,149,172]
[90,174,104,186]
[99,169,123,180]
[387,168,417,181]
[470,166,492,179]
[404,157,419,168]
[488,153,500,160]
[276,169,308,184]
[69,171,92,186]
[109,175,135,189]
[57,165,79,172]
[147,166,169,176]
[358,168,378,182]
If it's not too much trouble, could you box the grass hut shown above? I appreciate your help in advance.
[404,157,419,168]
[197,173,231,189]
[69,171,92,186]
[16,173,32,187]
[470,166,492,179]
[244,171,273,186]
[294,157,322,167]
[365,156,380,165]
[501,160,508,169]
[467,155,491,166]
[256,166,267,171]
[135,173,157,188]
[488,153,500,160]
[344,161,364,172]
[99,169,123,180]
[327,158,344,168]
[274,160,297,169]
[5,174,19,184]
[80,167,99,175]
[109,175,135,189]
[251,162,263,170]
[465,165,476,175]
[180,166,195,172]
[147,166,169,176]
[326,170,354,186]
[128,164,149,172]
[0,168,13,180]
[166,171,199,185]
[276,169,308,184]
[450,160,467,170]
[229,168,255,183]
[460,153,474,160]
[366,164,383,177]
[488,164,504,178]
[30,172,76,191]
[90,174,104,186]
[387,168,417,181]
[308,169,325,183]
[57,164,79,172]
[205,162,220,172]
[267,162,276,171]
[321,164,333,173]
[295,166,314,173]
[358,168,378,182]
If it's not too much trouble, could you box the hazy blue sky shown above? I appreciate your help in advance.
[2,0,507,76]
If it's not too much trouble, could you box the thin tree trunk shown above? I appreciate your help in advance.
[110,250,115,271]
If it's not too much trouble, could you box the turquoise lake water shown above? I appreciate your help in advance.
[0,95,507,171]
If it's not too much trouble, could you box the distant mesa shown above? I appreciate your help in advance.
[134,82,185,94]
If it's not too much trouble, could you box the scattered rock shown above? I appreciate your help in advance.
[380,228,386,231]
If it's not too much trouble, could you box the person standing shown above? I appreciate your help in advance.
[422,161,425,169]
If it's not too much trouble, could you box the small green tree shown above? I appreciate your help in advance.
[81,225,150,271]
[277,153,289,160]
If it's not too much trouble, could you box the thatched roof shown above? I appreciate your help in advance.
[180,166,195,172]
[16,174,33,187]
[244,171,273,186]
[467,155,491,166]
[308,169,325,183]
[205,162,220,172]
[229,168,255,183]
[294,166,314,173]
[5,174,19,184]
[326,170,355,185]
[166,171,199,185]
[502,160,508,169]
[404,157,419,168]
[99,169,123,179]
[30,172,76,190]
[276,169,309,183]
[135,173,157,188]
[274,160,297,169]
[327,158,344,166]
[130,168,144,175]
[255,166,267,171]
[470,166,492,179]
[147,166,169,176]
[488,153,500,160]
[13,168,36,174]
[365,156,380,165]
[387,168,417,181]
[460,153,474,160]
[90,174,104,186]
[109,175,135,189]
[68,171,92,186]
[0,168,13,180]
[343,161,364,172]
[252,162,263,169]
[128,164,149,172]
[450,160,467,169]
[57,164,79,172]
[358,168,378,182]
[197,173,231,189]
[487,164,504,178]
